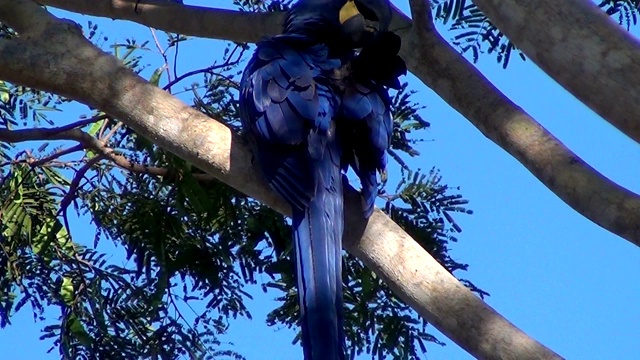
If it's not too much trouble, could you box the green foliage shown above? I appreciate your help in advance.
[0,6,484,360]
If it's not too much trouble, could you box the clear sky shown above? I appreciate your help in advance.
[1,1,639,359]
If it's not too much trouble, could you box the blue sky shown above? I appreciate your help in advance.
[1,1,639,359]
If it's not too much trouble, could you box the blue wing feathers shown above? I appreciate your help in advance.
[240,31,395,359]
[340,79,393,216]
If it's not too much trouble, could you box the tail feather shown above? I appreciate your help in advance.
[292,164,345,360]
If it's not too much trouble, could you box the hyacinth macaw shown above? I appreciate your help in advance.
[239,0,405,358]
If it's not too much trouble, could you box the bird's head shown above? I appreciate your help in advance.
[337,0,392,47]
[284,0,393,49]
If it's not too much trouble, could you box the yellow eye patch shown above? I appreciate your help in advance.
[339,0,360,24]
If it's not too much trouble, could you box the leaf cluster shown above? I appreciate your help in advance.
[598,0,640,29]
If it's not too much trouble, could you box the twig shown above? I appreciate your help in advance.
[149,27,172,84]
[100,121,123,143]
[163,64,223,91]
[172,34,180,83]
[0,124,215,182]
[0,120,104,143]
[31,144,84,167]
[97,116,110,139]
[49,114,108,135]
[408,0,434,33]
[58,155,103,215]
[162,44,244,91]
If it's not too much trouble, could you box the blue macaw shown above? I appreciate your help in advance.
[239,1,405,358]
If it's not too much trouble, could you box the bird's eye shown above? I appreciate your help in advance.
[355,2,378,21]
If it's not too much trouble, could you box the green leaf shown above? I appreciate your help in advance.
[0,80,9,103]
[61,277,74,306]
[87,117,105,136]
[41,167,70,186]
[31,217,57,255]
[149,66,166,86]
[178,168,213,213]
[56,226,75,256]
[67,315,92,347]
[85,118,106,158]
[3,206,25,238]
[22,214,32,242]
[31,218,74,257]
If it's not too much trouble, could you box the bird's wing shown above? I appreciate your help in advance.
[340,79,394,217]
[239,37,341,210]
[340,31,405,217]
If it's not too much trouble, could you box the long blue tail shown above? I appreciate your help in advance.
[292,162,345,360]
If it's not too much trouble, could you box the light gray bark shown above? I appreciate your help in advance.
[474,0,640,145]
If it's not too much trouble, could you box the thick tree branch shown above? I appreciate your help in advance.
[0,1,561,359]
[36,0,640,247]
[39,0,284,41]
[473,0,640,145]
[0,0,48,33]
[400,9,640,246]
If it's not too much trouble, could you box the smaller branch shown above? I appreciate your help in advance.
[0,124,214,181]
[100,121,123,143]
[172,35,179,83]
[0,115,107,144]
[150,26,166,59]
[58,154,103,214]
[31,144,84,167]
[149,27,172,84]
[39,0,285,43]
[162,46,244,91]
[408,0,433,33]
[97,116,110,139]
[166,287,214,357]
[224,44,243,67]
[56,114,108,133]
[77,171,99,195]
[99,147,214,182]
[163,65,218,91]
[0,125,93,143]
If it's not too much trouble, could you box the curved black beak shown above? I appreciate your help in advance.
[339,0,379,47]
